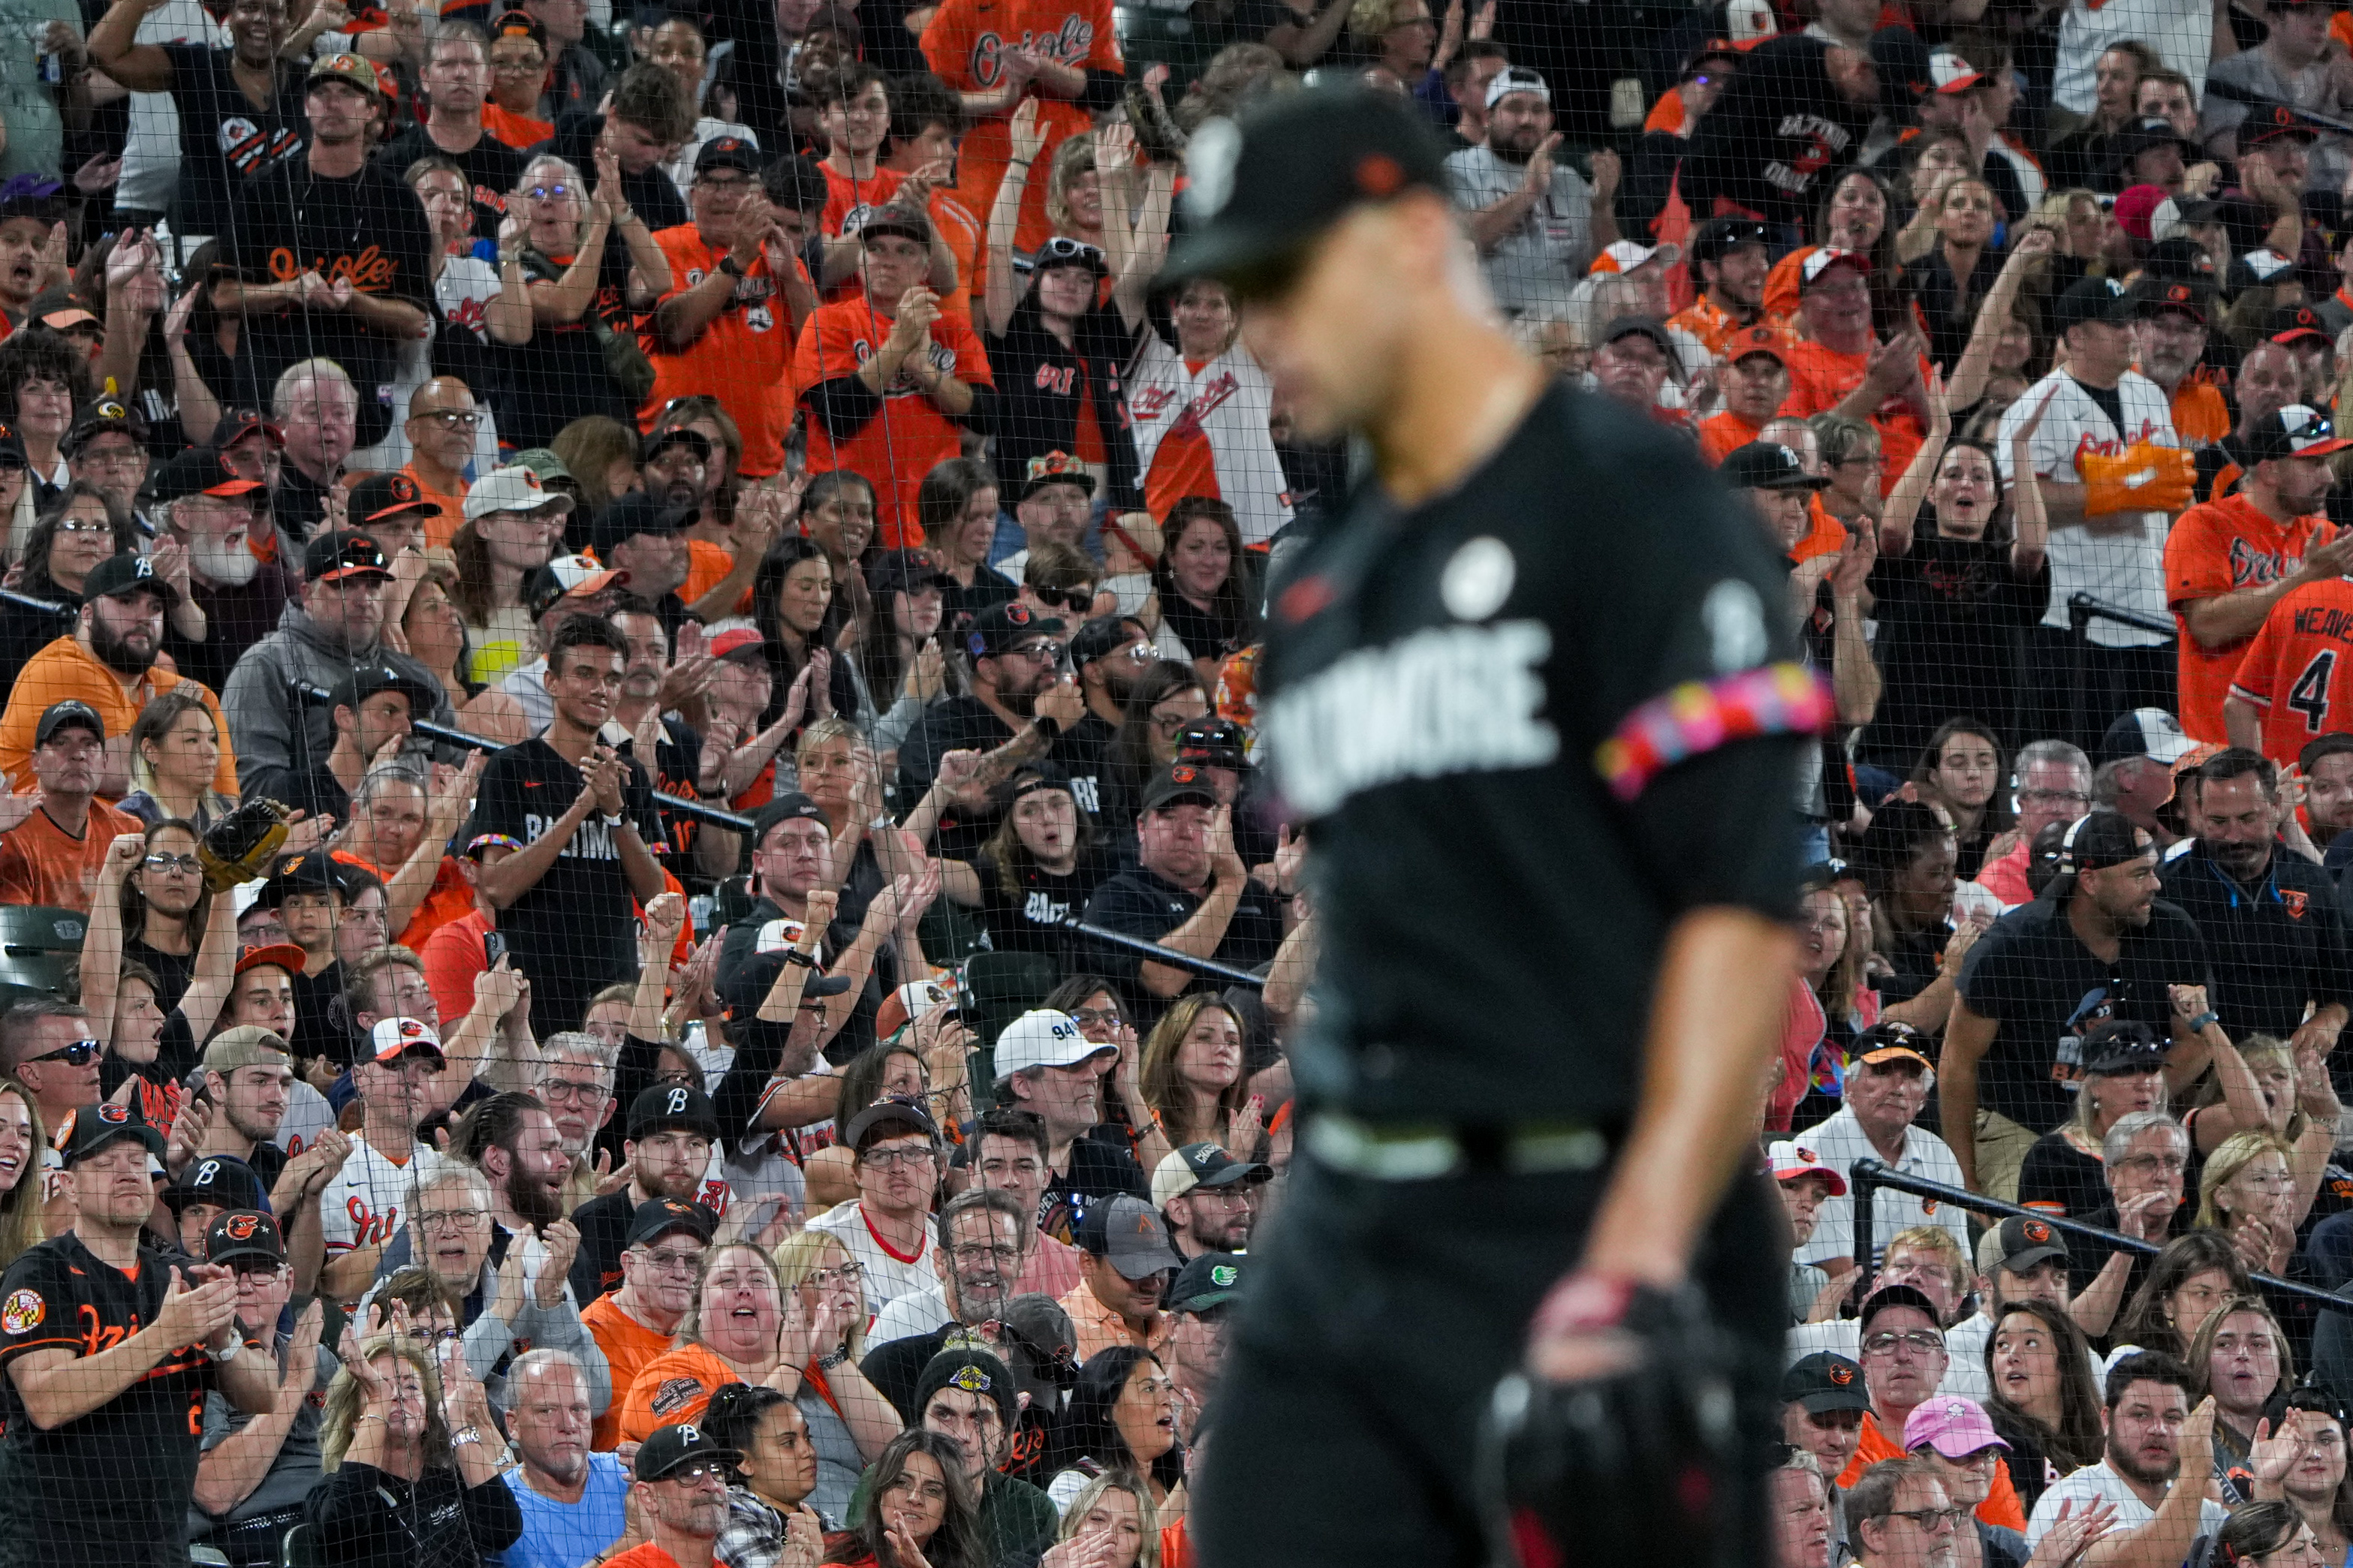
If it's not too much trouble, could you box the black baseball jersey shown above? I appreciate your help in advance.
[2157,842,2353,1039]
[0,1233,222,1566]
[1255,381,1825,1125]
[463,738,666,1035]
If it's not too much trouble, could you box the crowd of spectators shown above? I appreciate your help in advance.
[24,0,2353,1560]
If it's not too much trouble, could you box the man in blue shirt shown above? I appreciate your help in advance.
[497,1349,628,1568]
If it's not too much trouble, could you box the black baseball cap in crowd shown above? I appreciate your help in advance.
[2238,99,2324,151]
[1075,1193,1186,1279]
[1857,1283,1942,1333]
[81,552,180,609]
[1165,1252,1250,1314]
[1174,717,1251,771]
[304,529,394,583]
[1020,449,1097,500]
[2110,116,2195,168]
[2270,304,2333,348]
[625,1196,719,1249]
[1690,216,1773,267]
[628,1084,722,1141]
[2039,808,2153,901]
[150,447,264,505]
[1781,1352,1872,1414]
[2141,235,2219,284]
[256,850,337,908]
[1990,1214,2068,1275]
[1721,441,1829,492]
[2080,1019,2166,1075]
[750,791,827,849]
[1141,762,1221,813]
[325,664,436,722]
[34,699,103,748]
[62,396,146,457]
[1598,315,1683,378]
[640,425,713,468]
[348,470,441,529]
[204,1208,285,1269]
[851,204,932,248]
[634,1420,740,1482]
[2128,275,2210,325]
[718,950,851,1020]
[585,490,696,557]
[917,1348,1018,1427]
[2052,275,2137,335]
[164,1154,267,1215]
[845,1097,938,1151]
[995,1293,1079,1404]
[62,1102,166,1166]
[865,546,957,600]
[1158,85,1450,293]
[214,407,286,450]
[1068,612,1143,667]
[696,135,761,176]
[2246,404,2353,463]
[965,599,1063,659]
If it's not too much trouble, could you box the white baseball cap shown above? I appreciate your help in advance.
[369,1016,444,1064]
[465,463,574,522]
[992,1010,1115,1084]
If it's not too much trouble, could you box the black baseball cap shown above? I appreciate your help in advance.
[2246,404,2353,463]
[303,530,393,583]
[0,420,28,470]
[628,1084,722,1141]
[167,1155,267,1215]
[1020,450,1097,500]
[62,1102,166,1166]
[1598,315,1682,377]
[1781,1351,1872,1413]
[640,425,713,467]
[1990,1214,2068,1275]
[348,471,441,528]
[625,1197,719,1249]
[2142,235,2220,283]
[2128,275,2210,325]
[695,135,761,175]
[81,552,179,609]
[1165,1252,1249,1313]
[1857,1283,1942,1332]
[2270,303,2333,347]
[213,408,285,450]
[964,599,1063,660]
[2042,808,2153,901]
[718,950,851,1020]
[1141,763,1220,813]
[1068,612,1143,667]
[2095,708,2198,769]
[851,206,932,248]
[914,1348,1017,1425]
[1159,85,1450,293]
[150,447,265,505]
[585,491,697,557]
[256,850,338,908]
[204,1208,286,1269]
[1173,717,1251,771]
[325,664,436,721]
[1690,216,1773,267]
[2239,99,2324,150]
[34,700,103,748]
[750,791,828,847]
[2080,1019,2167,1075]
[62,396,145,457]
[1721,441,1828,492]
[2111,116,2195,166]
[845,1097,938,1151]
[865,547,956,599]
[2052,274,2137,335]
[634,1420,740,1482]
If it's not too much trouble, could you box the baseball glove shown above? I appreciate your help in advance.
[198,798,291,893]
[1477,1282,1741,1568]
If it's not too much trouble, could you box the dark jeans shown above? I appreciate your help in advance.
[1192,1151,1784,1568]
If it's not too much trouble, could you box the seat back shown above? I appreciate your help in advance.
[0,907,85,1007]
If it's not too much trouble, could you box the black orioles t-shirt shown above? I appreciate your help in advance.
[463,737,664,1036]
[223,155,438,450]
[0,1233,221,1567]
[1255,380,1822,1124]
[159,44,306,237]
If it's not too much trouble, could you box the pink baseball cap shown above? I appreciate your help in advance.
[1903,1396,2011,1459]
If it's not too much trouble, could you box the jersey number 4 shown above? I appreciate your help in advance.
[2293,650,2338,734]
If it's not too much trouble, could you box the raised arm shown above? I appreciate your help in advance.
[80,833,146,1045]
[1880,369,1951,558]
[1947,227,2053,411]
[984,102,1043,336]
[86,0,173,93]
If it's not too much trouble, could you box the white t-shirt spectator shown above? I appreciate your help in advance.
[1996,367,2180,648]
[112,0,225,221]
[1790,1105,1971,1270]
[869,1281,955,1347]
[1443,143,1600,319]
[2025,1458,2228,1547]
[806,1199,935,1320]
[2053,0,2219,115]
[1125,335,1294,548]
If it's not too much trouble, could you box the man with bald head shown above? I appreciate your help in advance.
[2198,341,2305,503]
[401,377,481,551]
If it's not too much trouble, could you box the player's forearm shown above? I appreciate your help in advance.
[1574,907,1792,1288]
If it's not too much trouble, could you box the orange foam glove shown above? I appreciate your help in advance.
[2080,443,2195,517]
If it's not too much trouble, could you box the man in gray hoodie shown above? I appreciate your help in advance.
[221,531,454,811]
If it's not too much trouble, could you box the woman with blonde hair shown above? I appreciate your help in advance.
[1136,994,1259,1174]
[775,1231,903,1524]
[620,1241,897,1524]
[2198,1130,2305,1278]
[1048,1470,1160,1568]
[119,687,238,832]
[309,1329,522,1560]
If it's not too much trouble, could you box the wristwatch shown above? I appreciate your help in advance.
[718,254,747,278]
[206,1338,242,1364]
[782,949,819,970]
